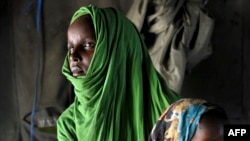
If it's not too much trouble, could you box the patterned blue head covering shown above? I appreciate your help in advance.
[149,98,226,141]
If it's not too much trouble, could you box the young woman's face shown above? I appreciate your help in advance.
[191,115,224,141]
[67,15,96,77]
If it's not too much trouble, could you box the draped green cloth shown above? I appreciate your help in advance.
[57,5,181,141]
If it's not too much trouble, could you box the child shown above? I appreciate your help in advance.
[149,98,228,141]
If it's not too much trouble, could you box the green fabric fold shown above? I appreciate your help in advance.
[57,5,181,141]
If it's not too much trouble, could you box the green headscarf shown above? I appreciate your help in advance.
[57,5,180,141]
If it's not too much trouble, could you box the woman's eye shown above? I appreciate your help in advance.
[68,47,73,54]
[84,42,95,50]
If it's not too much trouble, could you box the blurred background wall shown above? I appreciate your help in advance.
[181,0,250,125]
[0,0,249,140]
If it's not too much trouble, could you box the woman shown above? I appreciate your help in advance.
[57,5,180,141]
[149,98,228,141]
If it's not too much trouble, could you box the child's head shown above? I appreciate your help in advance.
[149,98,228,141]
[191,103,228,141]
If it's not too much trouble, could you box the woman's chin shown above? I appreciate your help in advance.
[72,72,85,77]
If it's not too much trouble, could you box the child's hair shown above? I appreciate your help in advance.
[201,103,228,124]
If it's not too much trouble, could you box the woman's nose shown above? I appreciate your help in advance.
[70,48,81,62]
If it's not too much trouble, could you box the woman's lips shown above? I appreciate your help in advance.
[71,66,84,76]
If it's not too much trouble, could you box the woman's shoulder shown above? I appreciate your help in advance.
[57,103,77,140]
[58,103,75,122]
